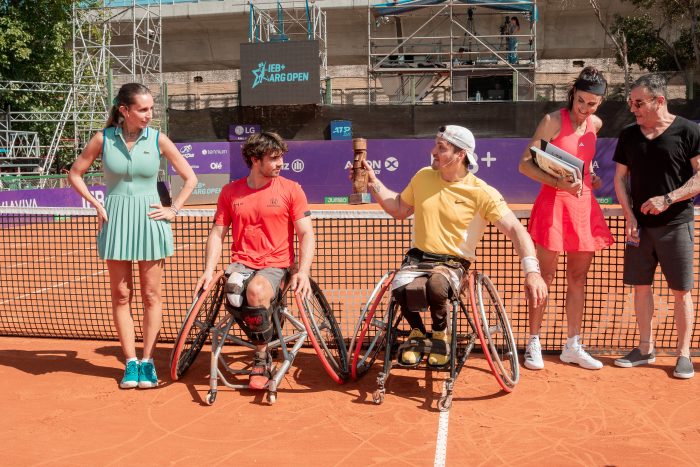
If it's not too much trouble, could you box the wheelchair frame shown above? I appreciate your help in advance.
[170,270,348,405]
[348,268,519,411]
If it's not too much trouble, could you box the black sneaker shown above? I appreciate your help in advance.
[673,356,694,379]
[614,348,656,368]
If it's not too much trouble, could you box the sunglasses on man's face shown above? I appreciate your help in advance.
[627,97,657,109]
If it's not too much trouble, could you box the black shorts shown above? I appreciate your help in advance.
[623,221,694,291]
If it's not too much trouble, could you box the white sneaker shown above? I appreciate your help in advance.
[560,342,603,370]
[524,336,544,370]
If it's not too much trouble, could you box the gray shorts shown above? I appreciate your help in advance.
[623,221,694,291]
[224,263,287,297]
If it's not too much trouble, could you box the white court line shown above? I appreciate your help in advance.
[5,246,97,269]
[4,238,206,270]
[434,408,450,467]
[0,269,108,305]
[1,240,207,305]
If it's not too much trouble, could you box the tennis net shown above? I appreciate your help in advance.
[1,206,698,353]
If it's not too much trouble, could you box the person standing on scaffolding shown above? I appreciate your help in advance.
[507,16,520,65]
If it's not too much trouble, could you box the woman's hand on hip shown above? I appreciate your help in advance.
[148,203,176,221]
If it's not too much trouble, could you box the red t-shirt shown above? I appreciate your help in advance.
[214,176,310,269]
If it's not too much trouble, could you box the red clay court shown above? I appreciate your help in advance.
[1,206,700,465]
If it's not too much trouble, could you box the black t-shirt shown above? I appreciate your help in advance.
[613,116,700,227]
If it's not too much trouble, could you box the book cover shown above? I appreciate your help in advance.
[530,140,584,182]
[530,146,580,182]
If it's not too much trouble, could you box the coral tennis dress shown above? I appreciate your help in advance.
[528,109,614,252]
[97,126,174,261]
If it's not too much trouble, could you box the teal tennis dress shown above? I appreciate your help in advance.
[97,126,174,261]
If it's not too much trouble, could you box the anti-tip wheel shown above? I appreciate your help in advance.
[268,392,277,405]
[372,390,385,405]
[438,395,452,412]
[205,390,217,406]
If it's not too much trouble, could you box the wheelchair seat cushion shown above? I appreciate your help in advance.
[403,275,429,312]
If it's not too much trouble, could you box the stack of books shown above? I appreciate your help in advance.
[529,140,584,182]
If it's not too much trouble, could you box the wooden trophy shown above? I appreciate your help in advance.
[349,138,371,204]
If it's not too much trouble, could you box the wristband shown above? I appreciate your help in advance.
[521,256,540,275]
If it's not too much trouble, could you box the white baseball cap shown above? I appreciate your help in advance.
[437,125,477,167]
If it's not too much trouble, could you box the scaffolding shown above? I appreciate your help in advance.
[0,81,88,178]
[0,1,163,186]
[72,0,164,160]
[248,1,328,81]
[368,0,537,104]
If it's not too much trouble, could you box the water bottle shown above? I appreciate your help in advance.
[475,91,482,101]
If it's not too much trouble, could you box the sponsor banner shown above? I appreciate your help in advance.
[228,138,623,204]
[171,173,228,205]
[330,120,352,140]
[229,124,260,141]
[0,186,106,208]
[324,196,349,204]
[172,142,230,175]
[240,40,321,106]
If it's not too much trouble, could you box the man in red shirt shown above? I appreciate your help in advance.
[195,132,314,389]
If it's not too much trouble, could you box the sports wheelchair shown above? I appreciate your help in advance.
[170,269,348,405]
[347,257,519,411]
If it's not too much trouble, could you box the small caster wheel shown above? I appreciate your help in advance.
[372,389,384,405]
[267,392,277,405]
[205,390,217,405]
[438,395,452,412]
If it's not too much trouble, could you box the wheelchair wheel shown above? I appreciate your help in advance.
[348,272,395,380]
[297,278,349,384]
[169,271,225,381]
[469,271,519,392]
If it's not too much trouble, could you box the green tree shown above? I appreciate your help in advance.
[612,0,699,99]
[589,0,632,98]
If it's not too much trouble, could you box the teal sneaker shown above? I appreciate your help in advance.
[138,361,158,389]
[119,361,140,389]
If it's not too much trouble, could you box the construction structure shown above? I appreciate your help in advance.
[0,0,163,186]
[247,0,328,101]
[368,0,537,104]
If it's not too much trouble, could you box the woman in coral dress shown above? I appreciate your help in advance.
[518,66,614,371]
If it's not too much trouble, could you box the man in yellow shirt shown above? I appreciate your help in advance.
[364,125,547,365]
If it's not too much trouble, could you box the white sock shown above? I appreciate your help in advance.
[140,358,154,364]
[566,335,580,347]
[125,357,138,365]
[529,335,539,342]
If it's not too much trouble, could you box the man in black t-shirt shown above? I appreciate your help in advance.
[612,73,700,379]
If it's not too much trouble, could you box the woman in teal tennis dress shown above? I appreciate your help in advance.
[69,83,197,389]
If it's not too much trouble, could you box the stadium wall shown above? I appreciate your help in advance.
[168,100,700,143]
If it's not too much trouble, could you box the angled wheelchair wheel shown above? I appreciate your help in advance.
[297,278,349,384]
[348,272,395,380]
[169,271,225,381]
[469,271,519,392]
